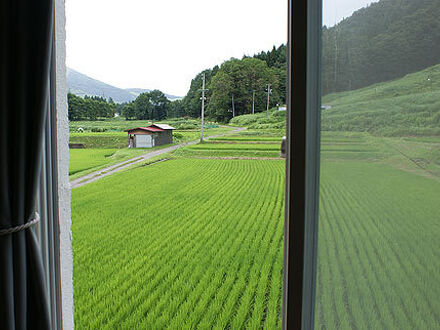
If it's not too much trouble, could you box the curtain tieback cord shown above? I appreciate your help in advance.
[0,213,40,236]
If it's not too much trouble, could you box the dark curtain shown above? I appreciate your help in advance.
[0,0,54,329]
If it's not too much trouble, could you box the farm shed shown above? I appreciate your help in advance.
[125,124,175,148]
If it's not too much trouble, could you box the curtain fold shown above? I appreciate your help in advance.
[0,0,54,329]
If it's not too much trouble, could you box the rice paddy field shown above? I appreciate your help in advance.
[70,131,440,329]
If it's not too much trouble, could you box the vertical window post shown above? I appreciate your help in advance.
[283,0,322,328]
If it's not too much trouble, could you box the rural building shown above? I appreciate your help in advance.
[125,124,175,148]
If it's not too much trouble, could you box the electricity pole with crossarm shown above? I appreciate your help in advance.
[266,83,272,117]
[200,73,208,142]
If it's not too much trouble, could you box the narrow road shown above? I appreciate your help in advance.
[70,126,245,189]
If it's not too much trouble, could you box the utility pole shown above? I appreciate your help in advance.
[232,94,235,117]
[200,73,208,142]
[266,83,272,117]
[252,89,256,114]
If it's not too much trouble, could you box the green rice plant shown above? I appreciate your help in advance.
[210,136,283,142]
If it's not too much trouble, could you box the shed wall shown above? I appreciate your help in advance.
[154,131,173,146]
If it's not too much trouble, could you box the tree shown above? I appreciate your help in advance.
[134,93,152,120]
[168,99,185,118]
[182,66,219,118]
[149,90,170,120]
[67,93,116,121]
[122,102,136,120]
[208,58,279,122]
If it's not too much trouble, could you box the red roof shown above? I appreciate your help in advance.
[143,126,164,132]
[124,126,165,133]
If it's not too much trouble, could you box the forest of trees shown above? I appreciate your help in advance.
[181,45,287,122]
[68,93,116,121]
[121,90,170,121]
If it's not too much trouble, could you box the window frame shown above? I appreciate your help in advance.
[36,25,62,329]
[282,0,322,328]
[35,1,74,328]
[42,0,323,328]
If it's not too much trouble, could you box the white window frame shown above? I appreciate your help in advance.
[38,0,75,328]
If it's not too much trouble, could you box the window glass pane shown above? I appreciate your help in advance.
[66,0,287,327]
[316,0,440,328]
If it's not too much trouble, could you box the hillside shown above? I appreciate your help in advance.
[322,63,440,136]
[322,0,440,94]
[67,68,182,103]
[231,64,440,136]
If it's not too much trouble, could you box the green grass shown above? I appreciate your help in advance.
[69,149,151,179]
[322,64,440,136]
[69,132,128,149]
[229,109,286,130]
[69,149,117,175]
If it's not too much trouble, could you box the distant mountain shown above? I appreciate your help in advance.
[67,68,182,103]
[67,68,135,103]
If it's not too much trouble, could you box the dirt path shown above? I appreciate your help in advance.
[70,126,245,189]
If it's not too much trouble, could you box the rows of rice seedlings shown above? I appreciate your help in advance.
[210,136,283,142]
[174,142,282,159]
[175,148,281,159]
[69,149,116,175]
[72,158,285,328]
[316,161,440,328]
[191,143,281,151]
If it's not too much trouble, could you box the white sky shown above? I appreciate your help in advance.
[66,0,377,96]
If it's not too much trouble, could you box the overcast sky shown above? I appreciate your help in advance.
[66,0,377,96]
